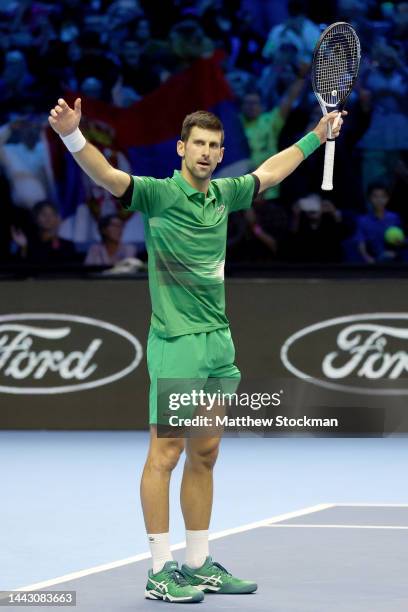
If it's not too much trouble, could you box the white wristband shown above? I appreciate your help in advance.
[60,127,86,153]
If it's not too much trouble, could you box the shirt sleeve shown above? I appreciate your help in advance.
[214,174,258,213]
[117,175,158,215]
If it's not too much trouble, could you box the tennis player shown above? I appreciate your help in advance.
[49,97,344,604]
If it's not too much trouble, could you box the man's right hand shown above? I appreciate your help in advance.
[48,98,81,137]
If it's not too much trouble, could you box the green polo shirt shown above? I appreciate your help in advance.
[123,170,256,338]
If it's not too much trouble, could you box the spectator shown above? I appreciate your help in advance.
[85,214,136,265]
[337,0,374,45]
[258,42,300,109]
[240,67,306,201]
[132,16,151,49]
[138,18,214,84]
[262,0,320,63]
[225,69,255,99]
[0,116,55,209]
[106,0,143,30]
[71,32,119,99]
[119,39,161,96]
[289,194,344,263]
[139,0,185,37]
[390,153,408,227]
[199,0,261,72]
[241,0,288,37]
[0,0,405,267]
[11,201,79,264]
[166,19,214,72]
[230,3,271,72]
[80,76,104,100]
[0,50,36,115]
[357,42,408,192]
[111,75,141,108]
[355,183,404,263]
[241,206,279,262]
[392,1,408,46]
[0,165,15,263]
[239,68,306,257]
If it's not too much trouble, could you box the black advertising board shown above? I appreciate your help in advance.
[0,278,407,434]
[0,279,151,429]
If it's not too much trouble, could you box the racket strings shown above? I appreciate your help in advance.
[314,23,360,106]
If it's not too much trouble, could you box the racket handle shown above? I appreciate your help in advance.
[321,139,335,191]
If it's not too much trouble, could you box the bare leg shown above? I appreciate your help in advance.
[140,426,185,533]
[180,436,221,530]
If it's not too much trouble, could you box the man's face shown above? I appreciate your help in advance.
[36,206,60,233]
[241,94,262,120]
[170,23,204,60]
[177,126,224,180]
[102,217,123,243]
[370,188,389,211]
[122,41,140,67]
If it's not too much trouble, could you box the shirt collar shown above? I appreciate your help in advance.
[172,170,216,202]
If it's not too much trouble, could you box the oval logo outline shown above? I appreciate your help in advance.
[0,313,143,395]
[280,312,408,396]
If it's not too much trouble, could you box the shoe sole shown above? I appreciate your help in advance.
[145,589,204,603]
[194,584,258,594]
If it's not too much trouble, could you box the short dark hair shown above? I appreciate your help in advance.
[181,110,224,145]
[98,214,122,234]
[32,201,59,218]
[367,182,390,197]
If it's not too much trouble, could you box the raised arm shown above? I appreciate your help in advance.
[253,111,345,194]
[48,98,130,197]
[279,62,309,121]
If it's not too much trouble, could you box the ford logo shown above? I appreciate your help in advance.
[281,313,408,395]
[0,313,143,394]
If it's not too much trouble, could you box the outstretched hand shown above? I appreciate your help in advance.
[48,98,82,137]
[313,110,347,144]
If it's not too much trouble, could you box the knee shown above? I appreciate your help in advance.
[187,442,220,471]
[148,441,184,473]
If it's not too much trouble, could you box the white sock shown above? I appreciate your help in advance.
[185,529,209,569]
[148,532,173,574]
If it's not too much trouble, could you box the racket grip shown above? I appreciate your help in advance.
[321,139,336,191]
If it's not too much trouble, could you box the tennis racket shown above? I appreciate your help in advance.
[311,22,361,191]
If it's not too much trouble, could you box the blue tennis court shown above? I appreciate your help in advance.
[1,432,407,610]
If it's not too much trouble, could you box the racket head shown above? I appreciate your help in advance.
[312,21,361,110]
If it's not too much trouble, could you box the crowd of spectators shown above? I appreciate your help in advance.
[0,0,407,268]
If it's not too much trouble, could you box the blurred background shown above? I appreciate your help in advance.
[0,0,406,272]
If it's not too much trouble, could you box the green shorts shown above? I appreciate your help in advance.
[147,326,241,425]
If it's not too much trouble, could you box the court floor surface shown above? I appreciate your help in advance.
[2,502,407,611]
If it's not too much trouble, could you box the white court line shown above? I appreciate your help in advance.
[267,524,408,530]
[334,503,408,508]
[9,502,333,593]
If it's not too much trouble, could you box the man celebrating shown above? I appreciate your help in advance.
[49,97,343,603]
